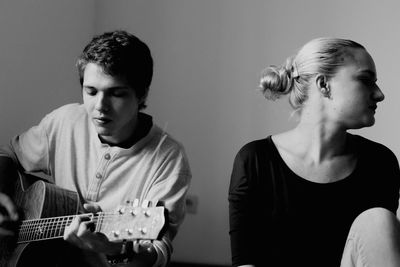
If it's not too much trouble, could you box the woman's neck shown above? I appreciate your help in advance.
[293,122,348,163]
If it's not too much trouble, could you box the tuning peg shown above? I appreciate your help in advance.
[112,230,120,237]
[130,208,138,216]
[144,209,151,217]
[141,199,149,208]
[125,228,133,235]
[138,227,147,235]
[117,207,125,214]
[132,199,139,207]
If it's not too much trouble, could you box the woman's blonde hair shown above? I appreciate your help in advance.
[259,37,365,109]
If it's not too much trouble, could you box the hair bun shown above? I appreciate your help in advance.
[259,64,293,100]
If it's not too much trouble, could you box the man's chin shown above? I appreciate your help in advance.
[94,126,113,137]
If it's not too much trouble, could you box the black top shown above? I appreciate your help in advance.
[228,134,400,267]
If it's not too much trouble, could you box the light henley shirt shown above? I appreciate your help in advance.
[0,103,192,267]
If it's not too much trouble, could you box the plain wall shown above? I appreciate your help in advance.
[0,0,96,144]
[1,0,400,265]
[95,0,400,265]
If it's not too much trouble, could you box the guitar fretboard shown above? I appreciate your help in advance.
[17,206,164,244]
[17,213,100,243]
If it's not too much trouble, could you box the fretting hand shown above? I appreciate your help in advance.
[0,192,19,241]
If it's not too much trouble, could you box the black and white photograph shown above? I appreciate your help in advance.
[0,1,400,267]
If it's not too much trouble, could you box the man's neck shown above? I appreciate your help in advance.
[100,113,153,148]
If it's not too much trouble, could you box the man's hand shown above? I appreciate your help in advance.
[63,202,158,266]
[63,203,121,254]
[0,192,19,240]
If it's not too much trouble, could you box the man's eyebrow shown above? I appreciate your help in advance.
[111,86,130,90]
[82,85,129,90]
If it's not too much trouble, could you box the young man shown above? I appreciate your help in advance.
[0,30,191,266]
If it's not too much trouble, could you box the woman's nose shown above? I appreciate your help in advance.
[373,86,385,102]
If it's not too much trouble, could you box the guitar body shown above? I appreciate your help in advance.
[0,171,166,267]
[1,172,80,267]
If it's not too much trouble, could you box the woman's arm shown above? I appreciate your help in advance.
[229,149,257,266]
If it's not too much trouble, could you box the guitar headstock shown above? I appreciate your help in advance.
[99,200,166,242]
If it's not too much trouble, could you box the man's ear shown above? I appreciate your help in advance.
[138,90,149,107]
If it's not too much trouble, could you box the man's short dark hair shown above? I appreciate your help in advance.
[77,30,153,110]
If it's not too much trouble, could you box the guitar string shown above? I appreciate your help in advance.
[17,212,161,242]
[19,208,161,225]
[19,213,156,230]
[18,216,148,233]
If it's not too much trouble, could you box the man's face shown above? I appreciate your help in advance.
[82,63,140,145]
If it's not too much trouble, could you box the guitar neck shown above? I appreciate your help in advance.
[17,205,165,244]
[17,213,98,244]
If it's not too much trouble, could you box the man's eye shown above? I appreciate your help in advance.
[84,88,96,95]
[112,90,127,97]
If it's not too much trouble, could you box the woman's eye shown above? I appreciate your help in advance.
[360,78,376,86]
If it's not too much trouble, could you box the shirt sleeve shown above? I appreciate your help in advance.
[142,144,192,267]
[0,114,52,175]
[228,148,256,266]
[379,145,400,213]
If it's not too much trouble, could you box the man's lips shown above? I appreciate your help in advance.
[93,117,112,124]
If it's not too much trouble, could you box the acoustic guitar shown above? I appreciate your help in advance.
[0,172,166,267]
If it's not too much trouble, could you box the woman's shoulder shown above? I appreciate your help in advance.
[235,136,276,162]
[238,136,272,152]
[350,133,398,160]
[350,133,393,151]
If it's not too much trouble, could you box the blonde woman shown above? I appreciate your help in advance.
[229,37,400,267]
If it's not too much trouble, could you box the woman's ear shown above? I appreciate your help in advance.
[316,74,327,90]
[316,75,331,98]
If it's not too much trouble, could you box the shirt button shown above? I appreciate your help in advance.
[95,173,102,179]
[104,153,111,160]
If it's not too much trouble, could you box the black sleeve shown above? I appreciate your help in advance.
[229,149,253,266]
[228,141,270,266]
[380,146,400,213]
[357,135,400,214]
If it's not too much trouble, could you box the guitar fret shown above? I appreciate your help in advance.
[95,213,103,232]
[57,217,63,237]
[36,220,44,240]
[28,220,34,242]
[47,218,53,238]
[17,215,75,243]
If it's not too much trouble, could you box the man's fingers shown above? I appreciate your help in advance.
[133,240,154,253]
[64,216,87,238]
[0,227,15,236]
[63,216,95,250]
[77,220,95,236]
[83,203,102,213]
[0,194,18,221]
